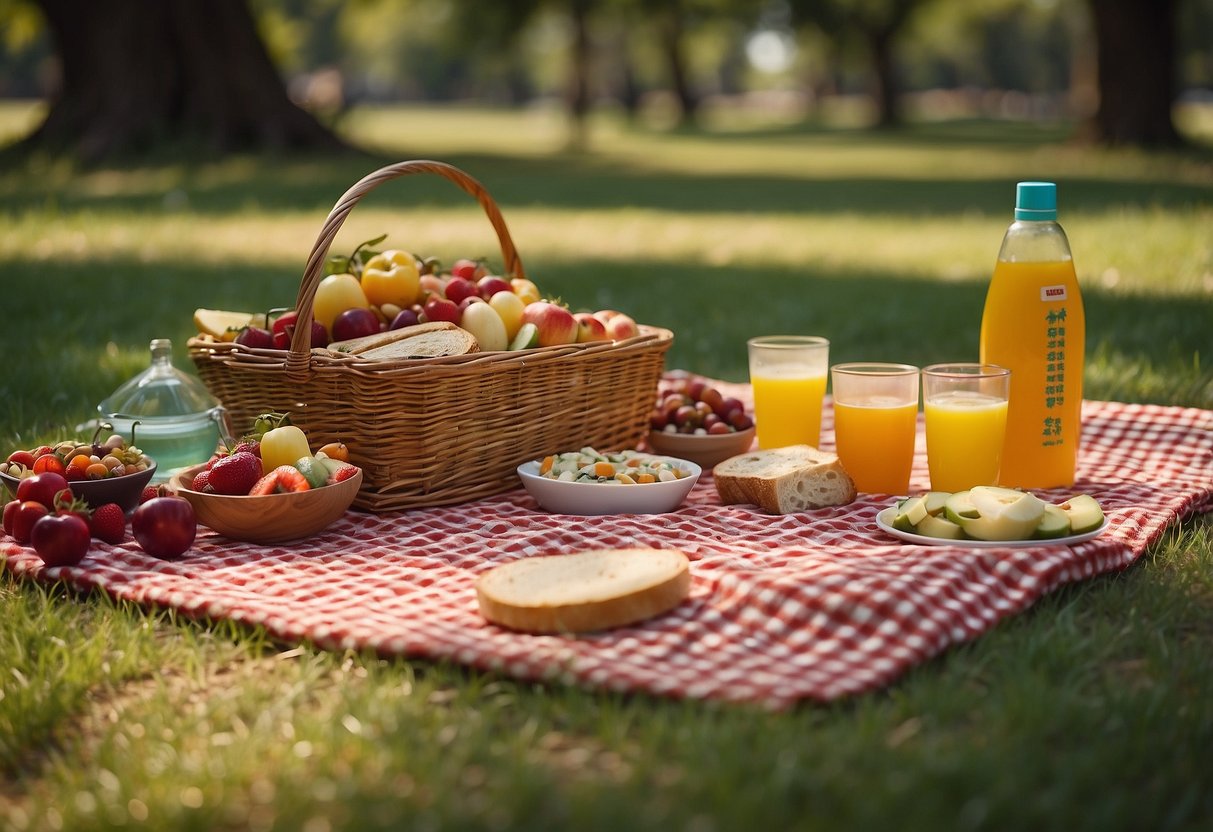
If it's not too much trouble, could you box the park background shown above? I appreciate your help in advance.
[1,1,1211,830]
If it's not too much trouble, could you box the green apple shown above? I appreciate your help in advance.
[893,494,929,531]
[944,490,979,525]
[917,513,966,540]
[508,322,540,351]
[923,491,951,517]
[1058,494,1105,535]
[959,488,1046,541]
[1033,503,1072,539]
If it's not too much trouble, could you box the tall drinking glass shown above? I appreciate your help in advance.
[747,336,830,449]
[922,363,1011,492]
[831,363,919,495]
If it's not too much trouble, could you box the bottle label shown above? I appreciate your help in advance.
[1043,307,1069,447]
[1040,284,1068,302]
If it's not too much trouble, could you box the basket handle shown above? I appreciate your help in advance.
[288,160,526,372]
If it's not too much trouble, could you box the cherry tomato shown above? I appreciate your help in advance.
[32,455,66,477]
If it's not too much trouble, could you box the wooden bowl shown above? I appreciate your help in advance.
[168,464,362,544]
[646,427,756,470]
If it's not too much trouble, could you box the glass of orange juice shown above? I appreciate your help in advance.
[831,363,919,495]
[747,336,830,449]
[922,363,1011,492]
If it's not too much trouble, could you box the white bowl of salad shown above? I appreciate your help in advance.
[517,448,702,515]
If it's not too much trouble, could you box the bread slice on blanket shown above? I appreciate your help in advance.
[713,444,856,514]
[328,321,479,359]
[476,548,691,634]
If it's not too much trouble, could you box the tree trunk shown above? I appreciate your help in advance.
[22,0,347,161]
[566,0,593,151]
[1085,0,1182,146]
[657,0,698,125]
[866,26,901,128]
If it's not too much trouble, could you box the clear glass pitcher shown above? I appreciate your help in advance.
[97,339,228,481]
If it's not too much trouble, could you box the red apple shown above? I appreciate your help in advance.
[459,296,485,312]
[272,320,329,350]
[16,472,69,509]
[592,309,622,325]
[477,275,512,298]
[452,258,487,281]
[234,326,274,349]
[521,302,578,347]
[419,274,446,299]
[331,307,382,342]
[132,496,197,559]
[423,296,462,325]
[31,513,90,567]
[605,313,640,341]
[271,310,298,338]
[9,500,49,544]
[444,276,480,306]
[573,312,610,343]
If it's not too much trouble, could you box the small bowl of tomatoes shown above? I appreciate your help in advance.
[168,463,362,544]
[1,461,157,513]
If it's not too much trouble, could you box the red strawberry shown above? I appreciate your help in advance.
[232,440,260,458]
[190,470,212,492]
[329,464,360,484]
[249,465,311,496]
[140,485,164,504]
[89,503,126,544]
[207,451,263,496]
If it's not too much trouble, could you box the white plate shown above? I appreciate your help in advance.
[875,506,1110,548]
[517,455,701,515]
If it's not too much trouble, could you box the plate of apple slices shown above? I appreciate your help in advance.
[876,486,1109,547]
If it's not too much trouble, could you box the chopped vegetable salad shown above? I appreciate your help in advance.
[537,448,691,484]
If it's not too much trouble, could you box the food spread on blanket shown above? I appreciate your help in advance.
[889,486,1105,542]
[193,236,642,356]
[536,448,692,484]
[0,410,364,569]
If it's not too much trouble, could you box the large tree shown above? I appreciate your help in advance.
[19,0,347,161]
[1084,0,1182,146]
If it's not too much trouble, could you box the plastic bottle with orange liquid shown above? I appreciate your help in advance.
[979,181,1085,488]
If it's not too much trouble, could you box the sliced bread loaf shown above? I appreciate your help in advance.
[328,321,479,360]
[476,548,691,634]
[713,445,856,514]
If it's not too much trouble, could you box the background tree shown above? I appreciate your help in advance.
[17,0,347,161]
[1084,0,1183,146]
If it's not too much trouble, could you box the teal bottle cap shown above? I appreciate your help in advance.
[1015,181,1057,221]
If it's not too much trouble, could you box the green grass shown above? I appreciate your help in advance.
[1,104,1212,831]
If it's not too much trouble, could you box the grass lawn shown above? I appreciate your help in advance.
[1,102,1211,831]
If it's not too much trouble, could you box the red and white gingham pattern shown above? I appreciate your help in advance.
[3,384,1211,710]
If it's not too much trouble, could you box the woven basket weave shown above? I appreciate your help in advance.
[188,160,672,512]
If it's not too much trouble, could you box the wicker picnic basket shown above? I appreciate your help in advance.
[188,160,673,512]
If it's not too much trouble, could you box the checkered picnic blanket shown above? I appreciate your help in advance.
[3,383,1211,709]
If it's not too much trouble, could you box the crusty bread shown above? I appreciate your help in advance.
[476,548,691,634]
[328,321,479,360]
[712,445,856,514]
